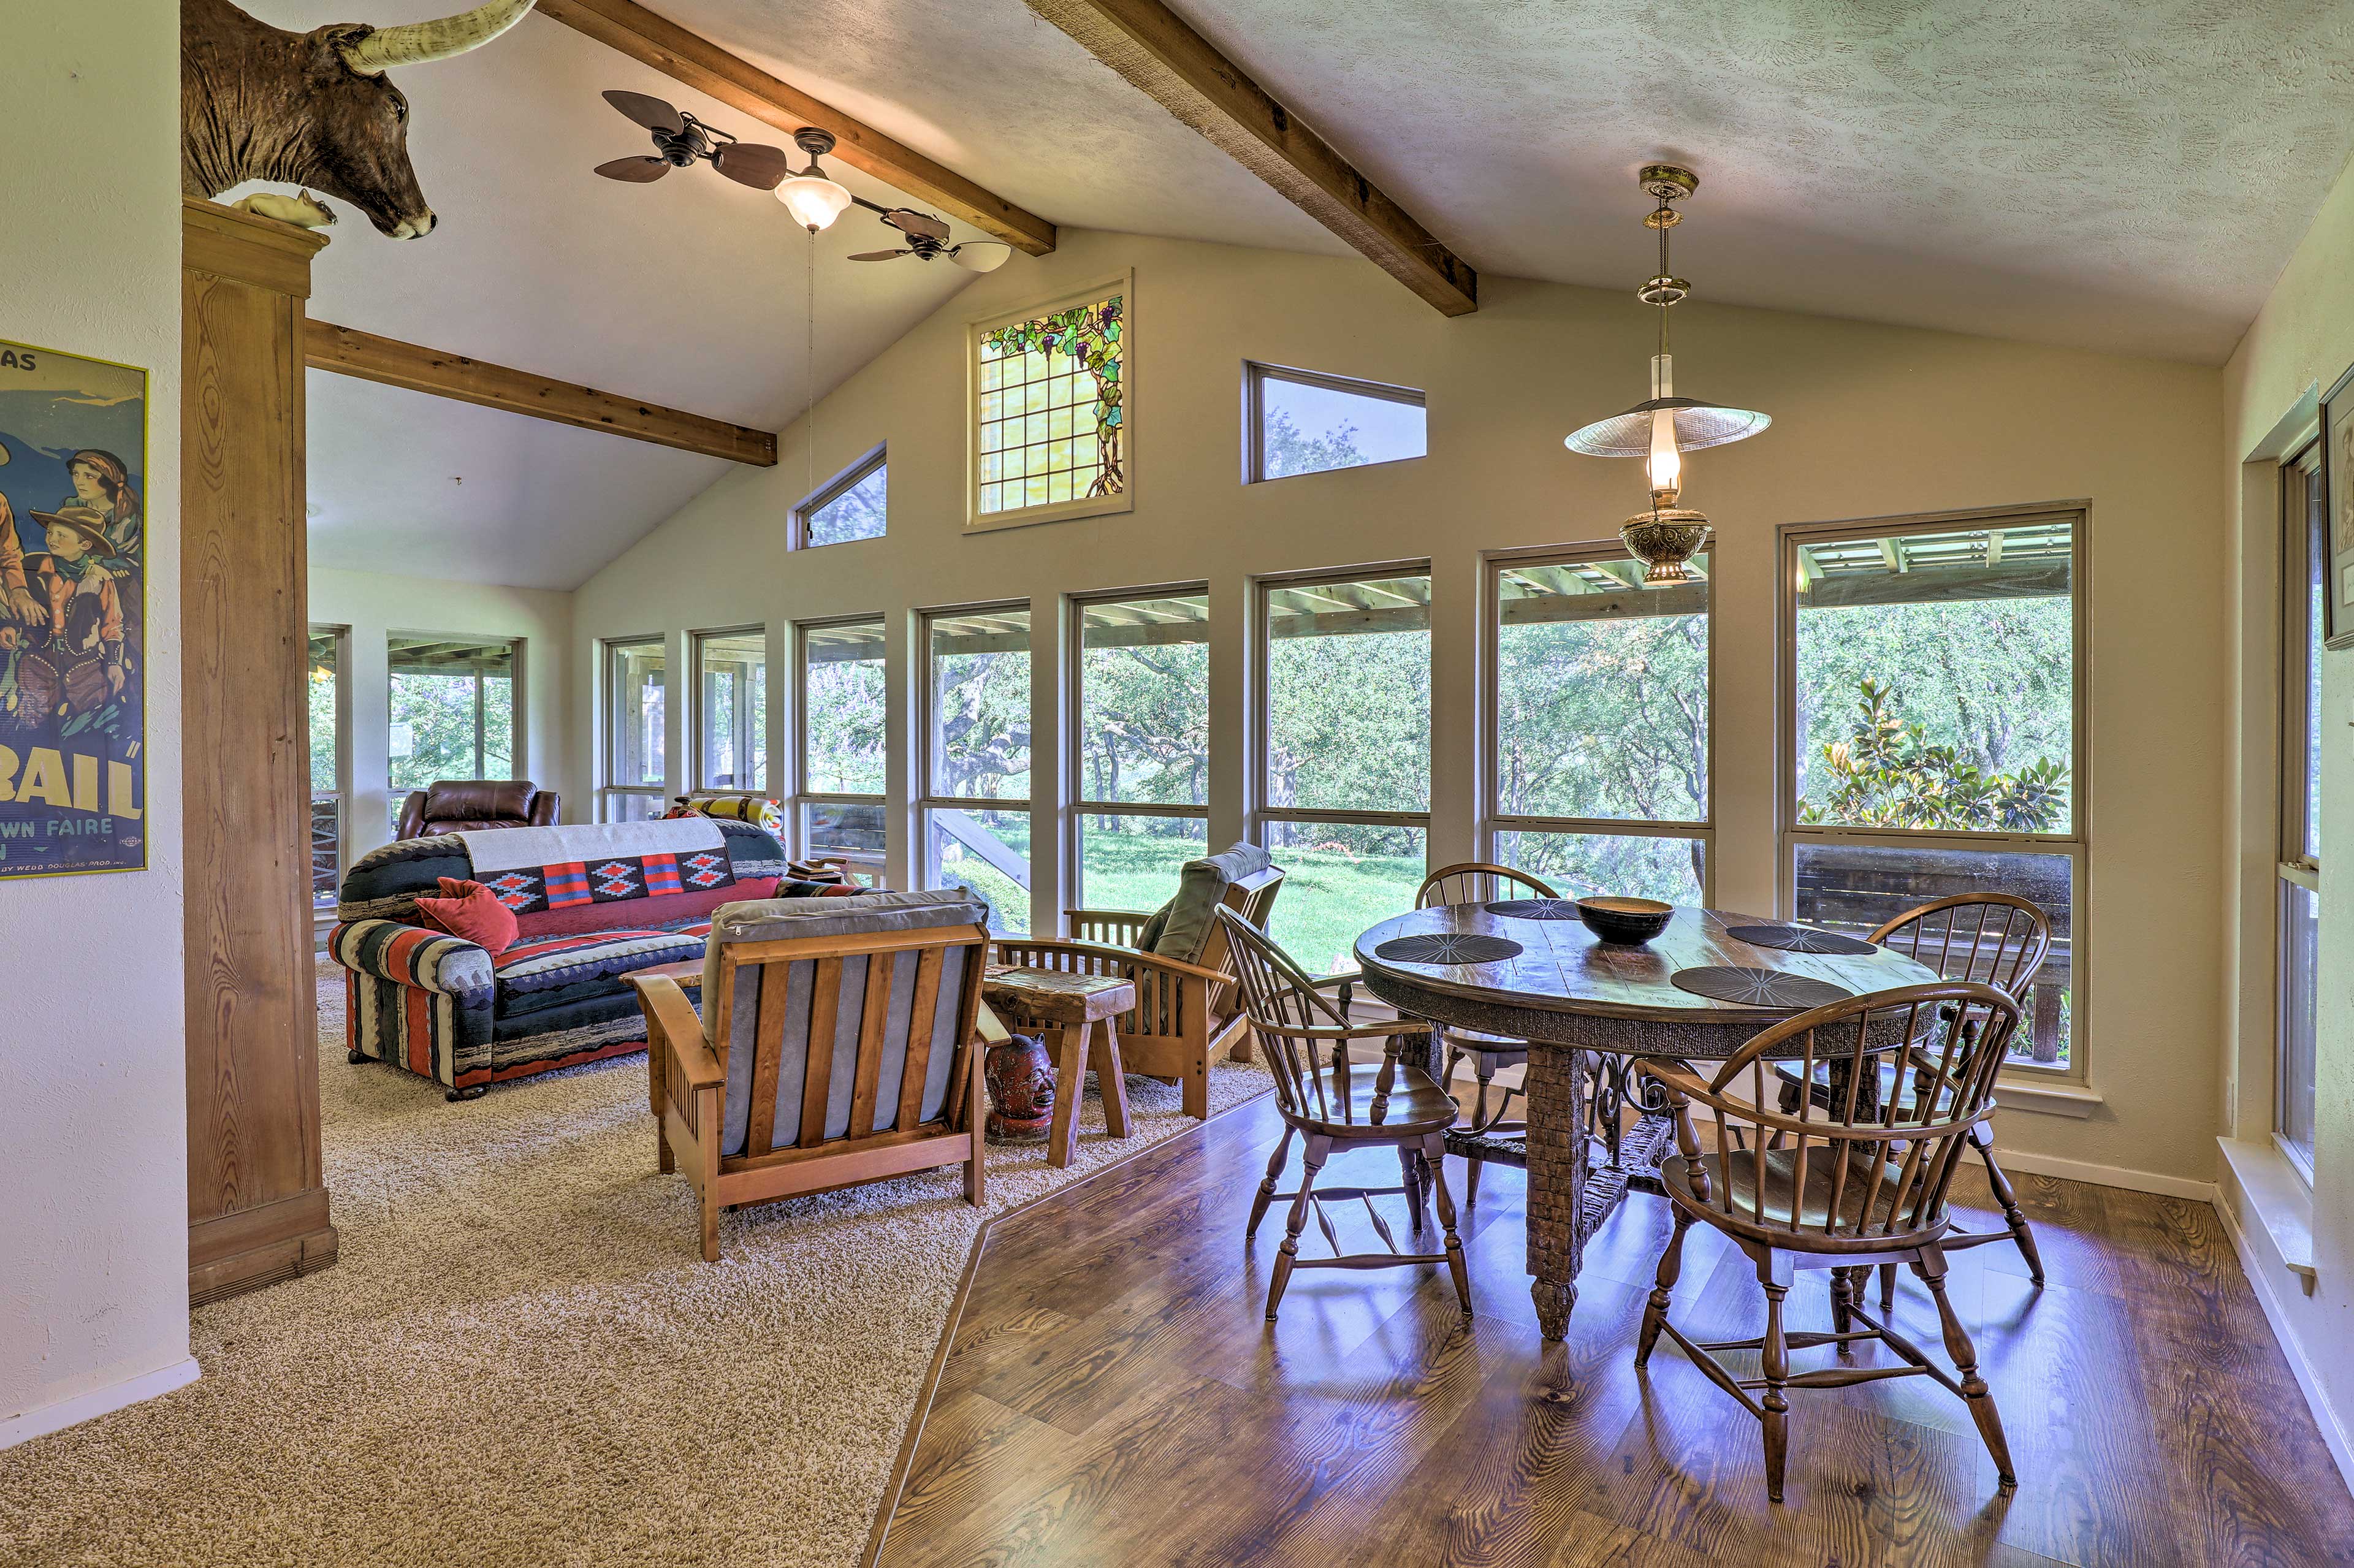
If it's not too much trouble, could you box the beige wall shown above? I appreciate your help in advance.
[573,227,2226,1186]
[308,567,578,862]
[2219,154,2354,1474]
[0,3,193,1445]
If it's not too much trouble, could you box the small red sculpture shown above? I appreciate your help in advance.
[985,1031,1056,1143]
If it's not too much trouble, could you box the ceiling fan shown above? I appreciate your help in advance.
[593,89,794,189]
[850,207,1011,272]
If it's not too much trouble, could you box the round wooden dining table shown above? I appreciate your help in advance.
[1352,902,1942,1341]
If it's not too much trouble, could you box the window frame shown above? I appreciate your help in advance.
[1252,559,1435,859]
[793,612,888,880]
[1243,360,1428,485]
[966,272,1135,534]
[791,444,887,549]
[600,633,668,823]
[689,624,769,797]
[2277,445,2323,1180]
[1778,502,2090,1081]
[308,623,350,915]
[385,631,524,832]
[1067,584,1213,914]
[1480,543,1715,904]
[918,600,1035,926]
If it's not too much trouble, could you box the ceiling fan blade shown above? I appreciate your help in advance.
[951,242,1011,273]
[714,142,793,191]
[885,208,951,244]
[603,89,684,134]
[594,156,671,184]
[848,249,912,261]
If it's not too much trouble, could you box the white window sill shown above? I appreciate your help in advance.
[2218,1136,2317,1285]
[1992,1074,2103,1119]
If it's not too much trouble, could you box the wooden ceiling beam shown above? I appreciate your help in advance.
[1025,0,1476,316]
[536,0,1056,256]
[306,320,777,466]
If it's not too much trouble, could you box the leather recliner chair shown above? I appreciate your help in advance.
[393,780,560,840]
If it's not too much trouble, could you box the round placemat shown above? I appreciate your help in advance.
[1670,966,1852,1008]
[1374,933,1524,966]
[1485,899,1585,920]
[1724,923,1878,956]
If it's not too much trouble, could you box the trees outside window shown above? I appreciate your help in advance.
[923,605,1031,933]
[1785,512,2084,1068]
[1490,552,1710,905]
[1246,363,1426,482]
[1074,591,1209,913]
[601,636,664,822]
[1260,569,1430,973]
[797,616,886,880]
[389,635,517,832]
[798,449,886,547]
[308,626,346,908]
[692,628,766,794]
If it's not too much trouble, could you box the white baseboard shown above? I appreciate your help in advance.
[0,1357,200,1452]
[2212,1192,2354,1494]
[1995,1146,2216,1203]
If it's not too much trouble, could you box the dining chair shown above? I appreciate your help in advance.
[1634,981,2025,1504]
[1774,894,2052,1307]
[1216,907,1471,1321]
[1414,864,1557,1185]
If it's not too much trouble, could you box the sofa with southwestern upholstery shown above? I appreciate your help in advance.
[330,817,856,1099]
[393,778,561,840]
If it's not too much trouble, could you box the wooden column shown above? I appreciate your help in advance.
[181,197,338,1304]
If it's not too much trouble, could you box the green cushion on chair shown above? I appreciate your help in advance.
[1149,842,1272,965]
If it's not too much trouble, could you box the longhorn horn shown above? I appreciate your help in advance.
[338,0,538,75]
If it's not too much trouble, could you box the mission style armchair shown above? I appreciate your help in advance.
[989,842,1284,1121]
[625,889,992,1262]
[393,778,560,840]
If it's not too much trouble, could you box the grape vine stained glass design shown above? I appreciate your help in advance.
[977,294,1124,514]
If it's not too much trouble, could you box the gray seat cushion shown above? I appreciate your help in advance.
[1145,842,1271,965]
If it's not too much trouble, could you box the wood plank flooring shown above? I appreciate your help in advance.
[875,1094,2354,1567]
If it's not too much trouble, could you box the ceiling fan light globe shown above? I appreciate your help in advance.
[777,173,852,232]
[951,242,1011,273]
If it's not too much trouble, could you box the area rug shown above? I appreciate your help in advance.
[0,961,1272,1567]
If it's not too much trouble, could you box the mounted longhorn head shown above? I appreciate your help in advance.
[181,0,536,240]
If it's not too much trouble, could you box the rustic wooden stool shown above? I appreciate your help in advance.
[983,966,1138,1168]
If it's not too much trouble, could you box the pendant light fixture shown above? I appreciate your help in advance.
[1564,165,1770,584]
[775,127,853,233]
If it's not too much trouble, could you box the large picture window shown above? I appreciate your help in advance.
[389,635,517,834]
[972,281,1128,529]
[796,616,887,883]
[1073,590,1210,913]
[2279,447,2323,1174]
[922,604,1032,932]
[1783,510,2084,1070]
[308,625,347,911]
[601,636,665,823]
[1488,551,1710,904]
[1259,568,1431,973]
[691,626,767,794]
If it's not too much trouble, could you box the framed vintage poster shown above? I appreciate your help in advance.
[0,337,148,878]
[2325,362,2354,649]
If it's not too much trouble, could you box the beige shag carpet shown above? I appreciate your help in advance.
[0,961,1271,1567]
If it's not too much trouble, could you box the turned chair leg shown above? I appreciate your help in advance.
[1397,1145,1426,1236]
[1636,1211,1694,1366]
[1918,1245,2016,1493]
[1246,1127,1295,1240]
[1422,1133,1472,1316]
[1463,1152,1485,1209]
[1469,1054,1498,1129]
[1759,1260,1794,1504]
[1267,1134,1327,1320]
[1878,1261,1898,1311]
[1830,1266,1855,1340]
[1972,1122,2047,1285]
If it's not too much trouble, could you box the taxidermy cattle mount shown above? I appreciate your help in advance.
[181,0,537,238]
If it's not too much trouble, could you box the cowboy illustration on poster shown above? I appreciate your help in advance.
[0,337,147,878]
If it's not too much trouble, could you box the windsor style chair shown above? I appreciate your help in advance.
[1774,894,2052,1308]
[1413,864,1557,1201]
[1636,981,2024,1504]
[1216,907,1471,1321]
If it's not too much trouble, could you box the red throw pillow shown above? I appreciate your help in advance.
[413,877,519,957]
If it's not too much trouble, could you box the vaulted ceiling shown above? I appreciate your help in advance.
[257,0,2354,590]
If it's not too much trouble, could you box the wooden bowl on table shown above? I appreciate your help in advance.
[1574,896,1674,945]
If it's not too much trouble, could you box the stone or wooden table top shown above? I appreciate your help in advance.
[983,965,1137,1024]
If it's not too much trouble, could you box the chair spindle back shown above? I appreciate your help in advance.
[1216,906,1393,1130]
[1415,862,1560,908]
[1870,894,2051,1003]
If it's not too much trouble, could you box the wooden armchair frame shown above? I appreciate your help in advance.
[627,919,990,1262]
[991,864,1284,1119]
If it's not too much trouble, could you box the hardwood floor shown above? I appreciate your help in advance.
[875,1095,2354,1567]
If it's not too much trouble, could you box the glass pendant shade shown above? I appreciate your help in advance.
[777,172,852,232]
[1565,396,1771,457]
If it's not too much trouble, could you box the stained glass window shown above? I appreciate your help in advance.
[977,292,1125,517]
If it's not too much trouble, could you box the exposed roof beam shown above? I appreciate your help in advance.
[307,320,776,466]
[536,0,1056,256]
[1024,0,1477,316]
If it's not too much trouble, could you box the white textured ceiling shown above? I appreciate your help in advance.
[257,0,2354,587]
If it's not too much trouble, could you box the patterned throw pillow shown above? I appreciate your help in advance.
[665,794,787,837]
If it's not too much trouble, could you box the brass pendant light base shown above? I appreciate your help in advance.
[1641,163,1698,218]
[1620,508,1711,584]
